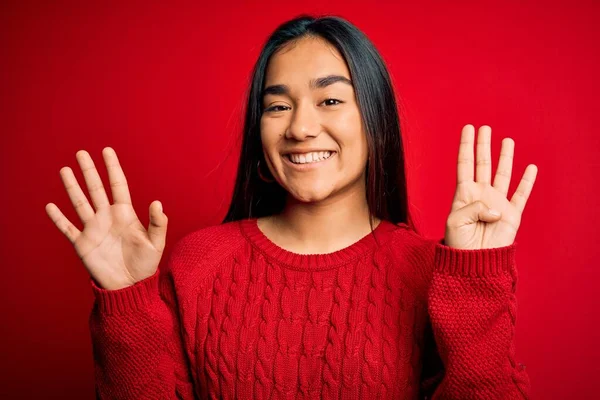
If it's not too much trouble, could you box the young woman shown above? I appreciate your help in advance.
[46,15,537,399]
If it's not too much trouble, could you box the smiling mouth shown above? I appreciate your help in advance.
[285,151,336,165]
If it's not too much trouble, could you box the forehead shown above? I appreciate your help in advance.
[264,37,351,86]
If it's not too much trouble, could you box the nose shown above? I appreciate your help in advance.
[285,100,321,141]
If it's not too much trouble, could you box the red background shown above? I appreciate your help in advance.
[1,1,598,398]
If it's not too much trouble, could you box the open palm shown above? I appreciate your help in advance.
[45,148,168,290]
[444,125,538,250]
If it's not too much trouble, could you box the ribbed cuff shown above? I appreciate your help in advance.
[434,239,517,277]
[90,268,161,315]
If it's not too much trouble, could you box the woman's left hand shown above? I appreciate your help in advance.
[444,124,538,250]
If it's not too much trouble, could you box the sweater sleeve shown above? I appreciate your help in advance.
[88,257,197,399]
[420,239,531,399]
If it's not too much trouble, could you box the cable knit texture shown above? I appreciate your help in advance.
[89,218,531,399]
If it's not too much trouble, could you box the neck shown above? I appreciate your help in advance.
[259,182,380,254]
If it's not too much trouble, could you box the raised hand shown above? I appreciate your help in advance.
[45,148,168,290]
[444,125,538,250]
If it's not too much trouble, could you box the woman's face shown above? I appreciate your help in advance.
[260,36,368,204]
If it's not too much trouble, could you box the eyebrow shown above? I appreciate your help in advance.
[262,75,353,98]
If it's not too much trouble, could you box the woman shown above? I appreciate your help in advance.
[45,15,537,399]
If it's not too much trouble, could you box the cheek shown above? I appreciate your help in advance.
[260,121,277,154]
[260,119,282,152]
[330,109,368,159]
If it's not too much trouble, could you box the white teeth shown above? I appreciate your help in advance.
[288,151,333,164]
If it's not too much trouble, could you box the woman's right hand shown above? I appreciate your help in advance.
[45,147,168,291]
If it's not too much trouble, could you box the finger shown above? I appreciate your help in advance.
[457,124,475,184]
[147,201,167,253]
[493,137,515,196]
[76,150,111,210]
[102,147,132,205]
[449,200,502,227]
[510,164,538,213]
[59,166,95,224]
[476,125,493,185]
[45,202,82,243]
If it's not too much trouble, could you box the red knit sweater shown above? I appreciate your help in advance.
[89,218,531,399]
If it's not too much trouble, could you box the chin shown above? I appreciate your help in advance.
[285,183,336,203]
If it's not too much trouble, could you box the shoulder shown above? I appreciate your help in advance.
[386,221,441,257]
[165,219,248,285]
[382,221,442,301]
[171,220,246,259]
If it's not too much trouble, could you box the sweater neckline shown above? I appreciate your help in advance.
[239,217,399,271]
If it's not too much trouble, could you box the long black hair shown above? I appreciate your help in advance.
[223,14,417,232]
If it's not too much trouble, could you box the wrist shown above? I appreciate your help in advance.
[90,268,161,314]
[434,239,517,277]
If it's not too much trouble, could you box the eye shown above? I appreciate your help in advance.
[322,98,343,106]
[264,105,290,113]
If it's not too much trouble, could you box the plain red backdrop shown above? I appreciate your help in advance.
[1,1,598,398]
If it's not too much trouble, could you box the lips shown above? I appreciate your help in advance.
[286,151,334,164]
[282,149,337,156]
[282,151,337,169]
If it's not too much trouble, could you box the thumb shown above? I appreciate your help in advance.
[454,201,502,225]
[148,200,168,253]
